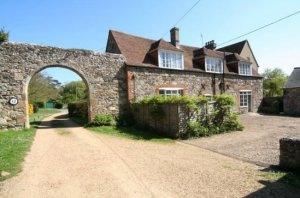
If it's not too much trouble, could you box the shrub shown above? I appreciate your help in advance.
[54,102,63,109]
[133,94,244,139]
[182,121,209,139]
[28,104,34,115]
[116,113,136,127]
[34,101,45,108]
[86,114,116,127]
[0,28,9,42]
[33,103,39,113]
[68,102,88,118]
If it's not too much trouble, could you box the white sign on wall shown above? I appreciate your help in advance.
[8,97,18,106]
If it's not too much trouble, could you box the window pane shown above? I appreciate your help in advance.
[239,63,251,75]
[159,51,183,69]
[206,57,223,73]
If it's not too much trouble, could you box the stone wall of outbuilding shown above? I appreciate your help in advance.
[127,65,263,113]
[0,42,128,129]
[283,88,300,116]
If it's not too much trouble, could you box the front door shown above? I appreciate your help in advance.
[240,91,252,112]
[247,94,252,112]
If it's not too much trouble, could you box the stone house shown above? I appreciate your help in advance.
[106,27,263,113]
[284,67,300,116]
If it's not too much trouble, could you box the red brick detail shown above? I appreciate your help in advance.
[127,68,135,101]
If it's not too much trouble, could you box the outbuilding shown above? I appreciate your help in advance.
[284,67,300,116]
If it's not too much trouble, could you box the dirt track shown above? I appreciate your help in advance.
[0,112,299,198]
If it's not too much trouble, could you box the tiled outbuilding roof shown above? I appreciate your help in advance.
[285,67,300,88]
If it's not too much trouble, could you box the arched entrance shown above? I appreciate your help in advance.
[0,42,127,129]
[25,65,92,128]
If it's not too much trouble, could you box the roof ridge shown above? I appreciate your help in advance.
[217,40,247,50]
[110,29,157,42]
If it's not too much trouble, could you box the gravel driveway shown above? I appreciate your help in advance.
[0,112,299,197]
[184,113,300,166]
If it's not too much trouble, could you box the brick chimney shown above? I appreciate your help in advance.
[170,27,180,47]
[205,40,216,50]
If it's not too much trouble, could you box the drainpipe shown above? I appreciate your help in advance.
[221,52,226,94]
[212,74,216,96]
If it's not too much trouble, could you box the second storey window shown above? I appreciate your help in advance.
[159,51,183,70]
[205,57,223,73]
[159,88,183,96]
[239,63,252,76]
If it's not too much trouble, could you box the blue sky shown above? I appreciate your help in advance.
[1,0,299,83]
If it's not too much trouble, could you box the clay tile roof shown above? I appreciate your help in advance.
[110,30,155,66]
[225,53,251,63]
[217,40,247,54]
[149,39,183,53]
[194,47,225,59]
[107,30,261,77]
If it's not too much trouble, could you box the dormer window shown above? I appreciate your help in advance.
[159,50,184,70]
[205,57,223,73]
[239,63,252,76]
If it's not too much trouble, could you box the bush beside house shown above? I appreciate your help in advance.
[132,94,243,139]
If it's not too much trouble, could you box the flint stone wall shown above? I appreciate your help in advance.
[0,42,127,129]
[127,66,263,113]
[283,88,300,116]
[280,137,300,170]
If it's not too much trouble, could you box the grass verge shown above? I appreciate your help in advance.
[70,116,174,143]
[0,108,60,181]
[261,169,300,188]
[88,126,174,143]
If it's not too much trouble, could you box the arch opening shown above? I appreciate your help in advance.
[25,65,91,128]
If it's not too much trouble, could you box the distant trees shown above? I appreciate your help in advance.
[59,81,87,104]
[28,73,61,104]
[262,68,288,97]
[29,72,87,106]
[0,27,9,42]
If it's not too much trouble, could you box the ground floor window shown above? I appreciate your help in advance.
[240,91,252,111]
[159,88,183,96]
[204,94,215,103]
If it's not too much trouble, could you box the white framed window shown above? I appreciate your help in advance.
[239,63,252,76]
[205,57,223,73]
[159,88,183,96]
[240,91,251,107]
[159,50,184,70]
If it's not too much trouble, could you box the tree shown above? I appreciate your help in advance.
[59,81,87,104]
[0,27,9,42]
[263,68,288,97]
[28,73,61,103]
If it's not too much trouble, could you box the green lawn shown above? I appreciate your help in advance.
[0,108,60,181]
[88,126,174,143]
[29,108,61,123]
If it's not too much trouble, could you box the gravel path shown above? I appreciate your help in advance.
[0,112,299,197]
[184,113,300,166]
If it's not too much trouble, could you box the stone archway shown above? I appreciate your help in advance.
[0,42,128,129]
[25,65,92,128]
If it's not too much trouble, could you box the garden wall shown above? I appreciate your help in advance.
[133,103,206,138]
[280,137,300,170]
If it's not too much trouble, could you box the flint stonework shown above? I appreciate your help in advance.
[0,42,127,129]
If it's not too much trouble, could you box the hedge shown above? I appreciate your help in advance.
[68,102,88,119]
